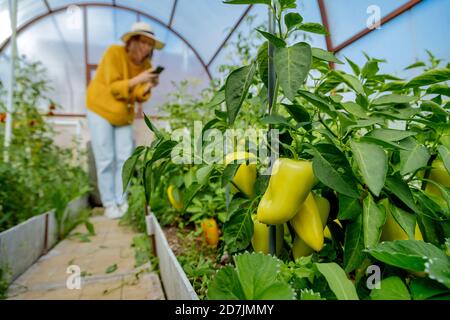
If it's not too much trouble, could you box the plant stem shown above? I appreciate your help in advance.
[318,113,338,139]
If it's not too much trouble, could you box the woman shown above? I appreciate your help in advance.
[86,22,165,219]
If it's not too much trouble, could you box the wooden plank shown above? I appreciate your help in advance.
[146,213,198,300]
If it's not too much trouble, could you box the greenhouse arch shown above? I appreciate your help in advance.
[0,2,218,81]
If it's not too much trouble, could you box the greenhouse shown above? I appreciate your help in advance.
[0,0,449,304]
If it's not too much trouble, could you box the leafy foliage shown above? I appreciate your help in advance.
[207,252,295,300]
[0,58,90,233]
[124,0,450,301]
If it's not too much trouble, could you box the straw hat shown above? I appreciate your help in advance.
[121,22,165,50]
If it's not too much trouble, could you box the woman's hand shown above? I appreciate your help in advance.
[129,70,158,88]
[142,75,159,94]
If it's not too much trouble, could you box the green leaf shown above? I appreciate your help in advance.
[85,221,95,235]
[426,84,450,97]
[223,208,253,253]
[105,264,118,274]
[204,90,225,108]
[299,289,325,300]
[315,263,359,300]
[196,165,214,185]
[410,278,450,300]
[405,68,450,88]
[274,42,312,102]
[279,0,296,10]
[122,154,139,192]
[374,106,420,121]
[344,214,366,273]
[370,276,410,300]
[404,61,426,70]
[297,22,328,35]
[335,72,365,95]
[351,140,387,196]
[260,114,292,127]
[421,100,448,116]
[367,240,448,273]
[183,183,204,209]
[257,42,269,87]
[311,48,343,64]
[415,212,442,246]
[438,145,450,174]
[225,63,257,125]
[385,174,419,213]
[256,29,286,48]
[207,266,245,300]
[311,144,360,198]
[359,136,409,151]
[366,128,417,142]
[235,253,295,299]
[284,12,303,30]
[143,113,162,138]
[425,255,450,289]
[390,205,416,240]
[208,252,295,300]
[372,94,417,106]
[361,60,379,79]
[222,163,240,188]
[363,194,386,248]
[345,119,382,133]
[150,140,178,163]
[381,81,407,91]
[298,90,335,116]
[341,102,369,119]
[338,194,362,220]
[399,138,430,175]
[282,103,310,123]
[345,57,361,76]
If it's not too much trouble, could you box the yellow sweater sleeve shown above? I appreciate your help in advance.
[103,47,130,101]
[133,84,151,103]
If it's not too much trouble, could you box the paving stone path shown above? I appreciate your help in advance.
[7,215,165,300]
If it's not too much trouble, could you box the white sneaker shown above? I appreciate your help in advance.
[104,205,123,219]
[118,201,129,215]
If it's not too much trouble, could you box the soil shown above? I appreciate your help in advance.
[162,225,184,256]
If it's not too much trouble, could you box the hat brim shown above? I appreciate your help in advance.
[121,32,165,50]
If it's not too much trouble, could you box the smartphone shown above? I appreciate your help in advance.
[152,66,165,74]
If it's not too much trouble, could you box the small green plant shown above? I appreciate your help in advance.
[132,234,154,268]
[0,268,9,300]
[120,184,147,233]
[105,264,118,274]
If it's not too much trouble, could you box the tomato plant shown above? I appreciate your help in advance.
[0,58,90,234]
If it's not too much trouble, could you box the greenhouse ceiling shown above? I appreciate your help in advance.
[0,0,448,115]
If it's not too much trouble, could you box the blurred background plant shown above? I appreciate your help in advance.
[0,57,90,233]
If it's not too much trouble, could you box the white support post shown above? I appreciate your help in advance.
[3,0,18,162]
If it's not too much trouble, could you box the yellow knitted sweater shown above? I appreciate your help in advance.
[86,45,151,126]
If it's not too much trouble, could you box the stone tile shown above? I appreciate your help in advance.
[79,278,123,300]
[7,214,165,300]
[9,286,82,300]
[122,273,164,300]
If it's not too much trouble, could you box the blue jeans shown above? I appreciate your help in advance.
[87,110,134,207]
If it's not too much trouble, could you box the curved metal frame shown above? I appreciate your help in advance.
[0,1,255,82]
[317,0,422,54]
[0,2,217,79]
[0,0,423,117]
